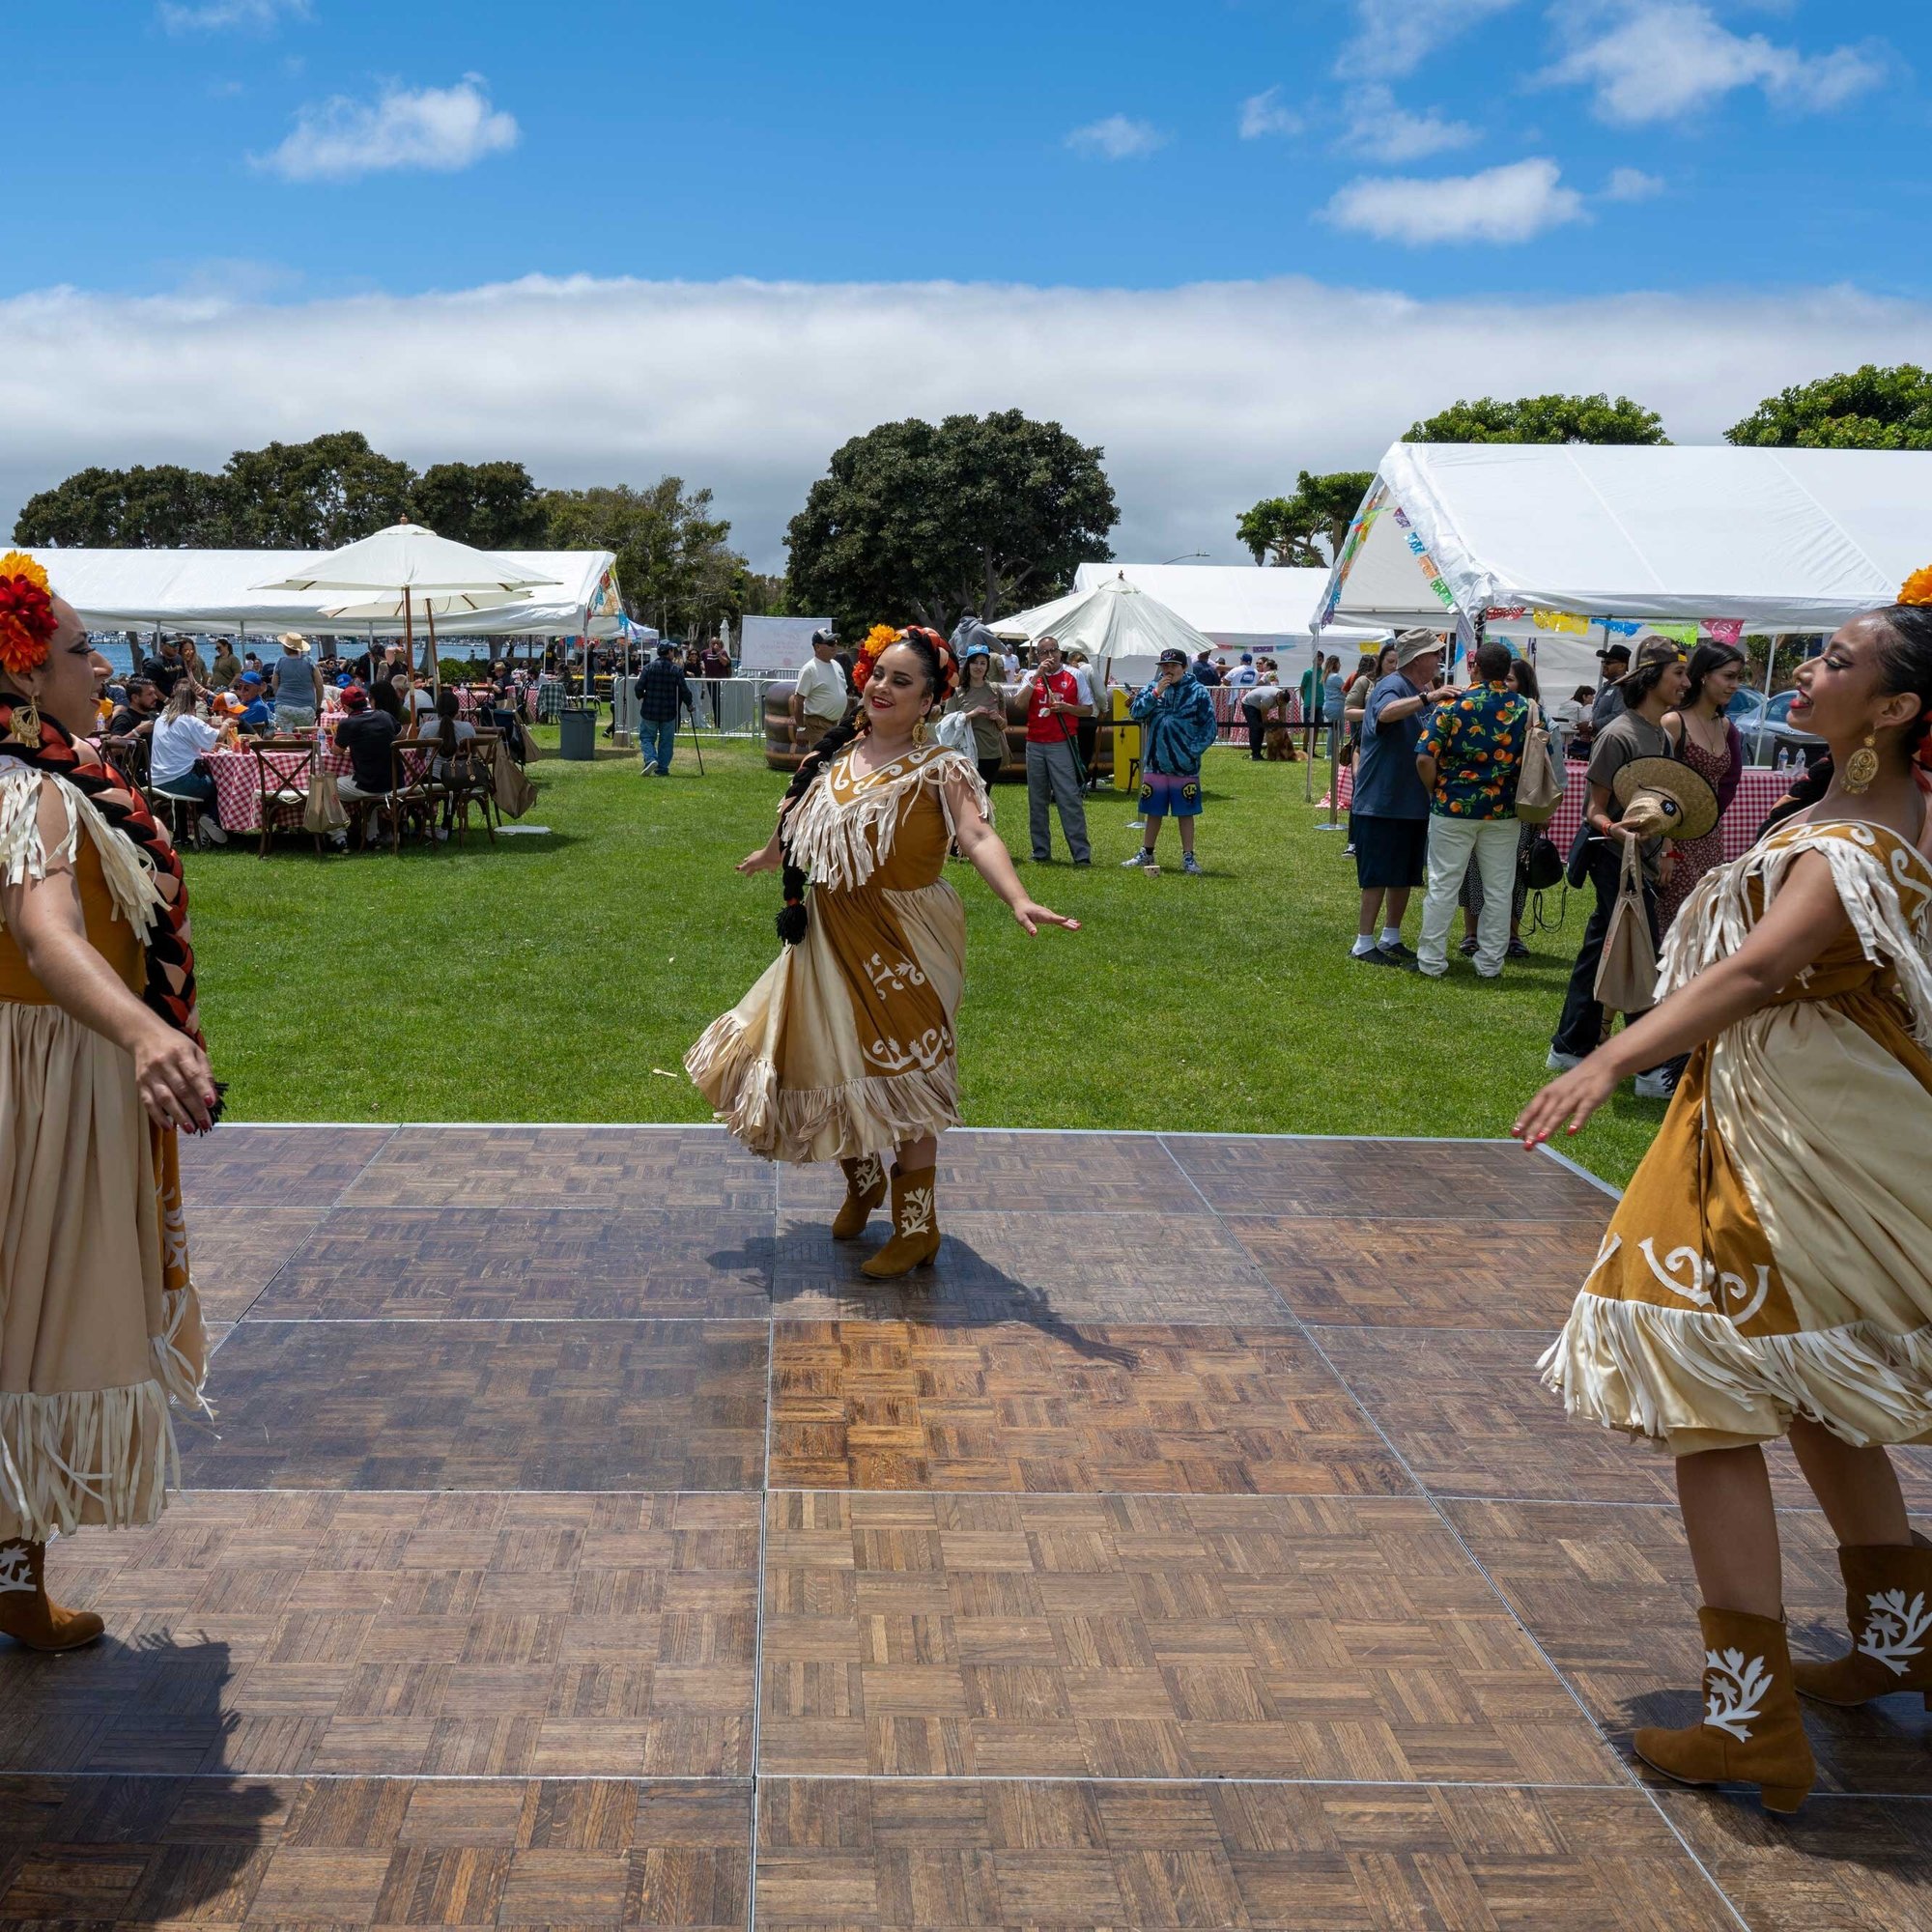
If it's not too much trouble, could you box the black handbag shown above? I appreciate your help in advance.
[1522,834,1565,894]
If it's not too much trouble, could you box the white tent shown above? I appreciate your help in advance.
[1068,562,1382,652]
[1319,442,1932,638]
[23,546,624,639]
[986,575,1220,687]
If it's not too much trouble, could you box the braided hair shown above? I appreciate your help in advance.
[774,627,956,944]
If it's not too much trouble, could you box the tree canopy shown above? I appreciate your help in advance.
[784,410,1118,636]
[1406,393,1668,445]
[1724,363,1932,449]
[1236,469,1376,567]
[17,434,548,552]
[542,478,746,639]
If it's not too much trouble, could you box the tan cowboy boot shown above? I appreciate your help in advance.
[0,1538,105,1653]
[859,1165,941,1279]
[1795,1535,1932,1709]
[831,1153,889,1241]
[1634,1605,1814,1814]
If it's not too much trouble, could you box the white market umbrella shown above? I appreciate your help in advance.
[993,574,1219,687]
[255,522,562,686]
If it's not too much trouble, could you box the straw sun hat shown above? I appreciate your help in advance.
[1612,755,1720,844]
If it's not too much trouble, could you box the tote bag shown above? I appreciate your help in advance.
[1592,840,1657,1014]
[1513,710,1562,825]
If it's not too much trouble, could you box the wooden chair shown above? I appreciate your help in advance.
[385,740,443,854]
[249,738,322,859]
[447,730,499,845]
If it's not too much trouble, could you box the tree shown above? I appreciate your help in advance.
[1724,363,1932,449]
[1406,393,1668,444]
[409,460,549,548]
[1236,469,1376,567]
[15,463,238,547]
[784,411,1118,636]
[222,432,417,547]
[543,478,747,637]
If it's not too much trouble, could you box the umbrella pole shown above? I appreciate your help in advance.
[404,591,415,698]
[427,605,440,695]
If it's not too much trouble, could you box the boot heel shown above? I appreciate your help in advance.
[1759,1783,1809,1816]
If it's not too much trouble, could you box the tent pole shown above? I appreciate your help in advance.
[1754,630,1776,767]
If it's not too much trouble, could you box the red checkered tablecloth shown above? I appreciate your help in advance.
[205,735,432,835]
[1333,764,1789,863]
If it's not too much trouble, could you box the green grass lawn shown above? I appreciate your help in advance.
[185,731,1658,1185]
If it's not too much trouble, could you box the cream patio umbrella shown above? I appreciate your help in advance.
[254,522,562,690]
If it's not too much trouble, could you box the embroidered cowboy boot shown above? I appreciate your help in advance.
[832,1153,889,1241]
[0,1538,105,1653]
[860,1165,941,1279]
[1633,1605,1814,1814]
[1794,1537,1932,1709]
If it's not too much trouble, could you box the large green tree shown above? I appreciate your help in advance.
[222,432,417,547]
[15,463,239,547]
[1237,469,1376,567]
[784,410,1118,636]
[1724,363,1932,449]
[543,478,746,637]
[409,460,549,549]
[1406,393,1668,444]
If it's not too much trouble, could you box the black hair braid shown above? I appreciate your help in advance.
[775,711,862,944]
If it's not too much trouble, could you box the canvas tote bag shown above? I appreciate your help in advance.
[1592,838,1658,1013]
[1513,706,1562,825]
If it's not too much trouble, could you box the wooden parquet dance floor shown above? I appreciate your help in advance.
[2,1125,1927,1931]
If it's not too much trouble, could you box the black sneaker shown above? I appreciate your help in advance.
[1353,945,1400,966]
[1378,941,1417,964]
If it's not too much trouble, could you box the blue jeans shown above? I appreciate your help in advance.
[156,765,221,824]
[642,717,679,772]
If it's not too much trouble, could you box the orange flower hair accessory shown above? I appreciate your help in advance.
[1899,564,1932,608]
[849,623,903,694]
[0,551,57,678]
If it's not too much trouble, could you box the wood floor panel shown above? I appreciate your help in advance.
[176,1321,770,1492]
[1447,1499,1932,1798]
[0,1776,750,1928]
[774,1212,1292,1326]
[1163,1136,1606,1222]
[187,1208,329,1322]
[758,1492,1620,1785]
[755,1776,1737,1930]
[1228,1215,1605,1330]
[0,1494,758,1778]
[245,1208,772,1321]
[352,1126,776,1211]
[179,1127,396,1207]
[768,1321,1411,1495]
[779,1131,1212,1219]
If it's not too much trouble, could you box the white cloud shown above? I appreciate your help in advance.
[158,0,307,30]
[1337,84,1478,161]
[1324,157,1584,244]
[1603,165,1664,201]
[254,76,520,183]
[1065,115,1167,160]
[1335,0,1523,80]
[1238,87,1301,139]
[4,272,1925,570]
[1542,3,1889,124]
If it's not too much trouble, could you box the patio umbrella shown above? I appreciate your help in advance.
[254,522,561,690]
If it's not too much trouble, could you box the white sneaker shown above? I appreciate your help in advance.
[197,819,228,847]
[1546,1049,1582,1072]
[1634,1068,1677,1100]
[1122,848,1155,868]
[639,760,657,776]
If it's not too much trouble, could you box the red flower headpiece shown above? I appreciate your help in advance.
[849,623,959,704]
[0,552,57,679]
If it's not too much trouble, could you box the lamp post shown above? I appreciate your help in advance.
[1159,552,1208,565]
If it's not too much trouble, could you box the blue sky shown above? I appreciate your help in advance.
[5,1,1928,562]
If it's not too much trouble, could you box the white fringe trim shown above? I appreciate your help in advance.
[684,1011,960,1162]
[0,760,164,941]
[1540,1293,1932,1449]
[1659,820,1932,1044]
[785,746,989,895]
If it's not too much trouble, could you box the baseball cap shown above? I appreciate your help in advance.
[1632,638,1687,670]
[1156,647,1189,667]
[810,628,836,647]
[340,685,369,712]
[239,671,263,689]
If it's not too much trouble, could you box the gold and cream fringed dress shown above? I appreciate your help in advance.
[1542,815,1932,1454]
[686,742,991,1163]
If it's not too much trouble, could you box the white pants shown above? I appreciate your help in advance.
[1418,814,1519,977]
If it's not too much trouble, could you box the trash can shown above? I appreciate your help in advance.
[558,704,597,762]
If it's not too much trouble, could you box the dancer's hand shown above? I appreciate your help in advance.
[1514,1058,1616,1147]
[737,837,782,874]
[1010,897,1080,937]
[133,1024,216,1134]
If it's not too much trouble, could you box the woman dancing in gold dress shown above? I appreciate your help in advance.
[688,627,1077,1276]
[1518,584,1932,1812]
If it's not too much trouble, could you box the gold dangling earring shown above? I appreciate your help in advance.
[912,716,928,747]
[7,696,42,749]
[1842,729,1880,794]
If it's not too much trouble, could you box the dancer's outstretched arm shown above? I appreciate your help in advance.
[946,776,1080,938]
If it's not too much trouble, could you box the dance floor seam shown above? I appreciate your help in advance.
[4,1124,1924,1932]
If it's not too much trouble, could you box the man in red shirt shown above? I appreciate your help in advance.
[1019,635,1091,864]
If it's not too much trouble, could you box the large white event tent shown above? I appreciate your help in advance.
[988,574,1221,686]
[22,546,625,640]
[1316,443,1932,692]
[1068,561,1379,654]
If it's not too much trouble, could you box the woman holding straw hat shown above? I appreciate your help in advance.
[0,554,217,1650]
[1518,577,1932,1813]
